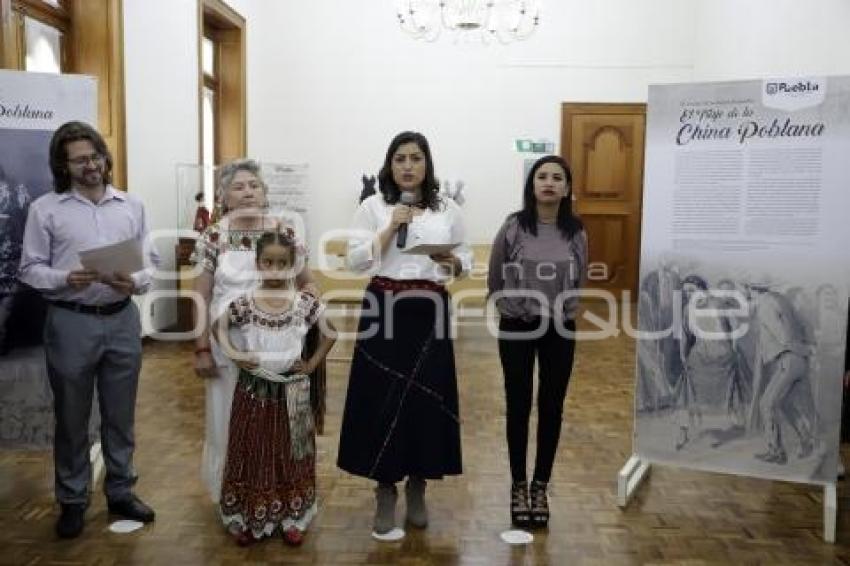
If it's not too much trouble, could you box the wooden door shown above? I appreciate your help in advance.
[561,103,646,297]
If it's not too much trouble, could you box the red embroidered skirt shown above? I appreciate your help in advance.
[220,370,316,535]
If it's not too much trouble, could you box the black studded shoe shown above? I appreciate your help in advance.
[529,480,549,529]
[510,481,531,528]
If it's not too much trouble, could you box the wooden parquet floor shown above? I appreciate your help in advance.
[3,308,850,565]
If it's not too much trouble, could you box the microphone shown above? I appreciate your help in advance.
[396,191,419,248]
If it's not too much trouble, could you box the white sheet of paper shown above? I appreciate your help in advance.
[78,238,144,275]
[500,529,534,544]
[108,520,144,534]
[371,527,405,542]
[401,243,460,256]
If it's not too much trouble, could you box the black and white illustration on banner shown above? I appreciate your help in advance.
[0,126,55,353]
[635,258,845,480]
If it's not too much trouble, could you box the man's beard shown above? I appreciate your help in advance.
[73,169,103,188]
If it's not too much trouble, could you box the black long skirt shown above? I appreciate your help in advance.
[337,278,462,483]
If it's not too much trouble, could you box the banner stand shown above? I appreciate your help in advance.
[0,70,102,495]
[824,482,837,543]
[616,455,650,508]
[622,74,850,547]
[616,455,837,543]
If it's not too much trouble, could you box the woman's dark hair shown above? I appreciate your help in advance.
[49,121,113,193]
[255,230,296,262]
[513,155,583,239]
[680,273,709,352]
[377,131,440,211]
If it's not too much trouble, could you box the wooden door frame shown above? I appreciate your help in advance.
[561,102,647,296]
[0,0,126,189]
[198,0,246,166]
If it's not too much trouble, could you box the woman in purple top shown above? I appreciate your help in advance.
[487,155,587,529]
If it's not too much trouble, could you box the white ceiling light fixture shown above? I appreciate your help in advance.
[396,0,541,44]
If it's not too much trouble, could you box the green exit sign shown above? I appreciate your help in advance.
[515,139,554,153]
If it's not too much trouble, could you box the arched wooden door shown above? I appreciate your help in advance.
[561,103,646,297]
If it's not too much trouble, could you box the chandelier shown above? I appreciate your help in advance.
[396,1,541,44]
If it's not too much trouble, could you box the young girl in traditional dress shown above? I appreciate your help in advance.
[215,230,335,546]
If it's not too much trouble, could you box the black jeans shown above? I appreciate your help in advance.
[498,316,577,483]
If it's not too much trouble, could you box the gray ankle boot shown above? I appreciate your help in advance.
[405,476,428,528]
[373,482,398,534]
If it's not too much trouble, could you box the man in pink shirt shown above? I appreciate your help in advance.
[19,121,159,538]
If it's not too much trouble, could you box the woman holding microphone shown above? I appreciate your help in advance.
[337,131,472,538]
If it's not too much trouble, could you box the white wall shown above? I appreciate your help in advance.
[124,0,199,331]
[693,0,850,80]
[237,0,696,246]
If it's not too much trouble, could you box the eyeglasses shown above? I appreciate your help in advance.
[68,153,104,167]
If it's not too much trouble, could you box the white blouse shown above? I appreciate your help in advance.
[227,291,324,375]
[346,194,473,282]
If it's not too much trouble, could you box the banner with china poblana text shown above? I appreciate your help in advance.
[0,70,96,448]
[634,76,850,485]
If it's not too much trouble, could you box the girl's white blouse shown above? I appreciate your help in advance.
[227,291,324,375]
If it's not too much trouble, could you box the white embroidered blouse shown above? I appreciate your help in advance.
[227,291,324,375]
[346,194,473,282]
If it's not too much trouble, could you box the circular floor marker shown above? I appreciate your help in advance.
[108,520,144,534]
[371,527,405,542]
[500,529,534,545]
